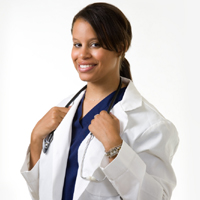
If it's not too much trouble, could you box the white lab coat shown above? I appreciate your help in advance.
[21,77,179,200]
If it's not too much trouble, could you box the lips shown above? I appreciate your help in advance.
[78,64,97,72]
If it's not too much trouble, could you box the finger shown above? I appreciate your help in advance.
[94,114,99,119]
[58,106,71,113]
[88,120,95,133]
[59,111,68,119]
[60,107,71,118]
[99,110,115,122]
[99,110,110,118]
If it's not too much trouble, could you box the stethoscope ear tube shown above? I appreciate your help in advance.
[43,78,122,154]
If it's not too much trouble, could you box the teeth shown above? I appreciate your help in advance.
[80,65,93,68]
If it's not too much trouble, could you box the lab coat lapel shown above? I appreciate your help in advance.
[52,91,85,200]
[110,78,142,136]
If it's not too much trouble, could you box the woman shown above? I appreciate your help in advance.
[21,3,179,200]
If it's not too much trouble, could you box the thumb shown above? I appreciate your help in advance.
[59,106,71,113]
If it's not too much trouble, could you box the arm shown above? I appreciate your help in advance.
[21,106,71,199]
[100,120,179,200]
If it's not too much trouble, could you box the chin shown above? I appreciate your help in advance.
[78,73,100,83]
[78,74,92,82]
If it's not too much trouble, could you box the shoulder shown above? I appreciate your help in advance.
[124,97,179,162]
[122,79,179,145]
[138,96,166,126]
[121,78,174,127]
[125,94,178,136]
[119,78,179,164]
[126,88,177,135]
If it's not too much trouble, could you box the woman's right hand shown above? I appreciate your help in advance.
[31,106,71,141]
[29,106,71,170]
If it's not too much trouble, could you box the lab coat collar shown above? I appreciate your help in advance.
[120,77,142,111]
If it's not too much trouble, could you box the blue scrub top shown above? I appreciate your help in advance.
[62,87,126,200]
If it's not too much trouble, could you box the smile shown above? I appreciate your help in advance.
[78,64,97,72]
[80,65,95,69]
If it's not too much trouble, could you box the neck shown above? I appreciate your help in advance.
[85,76,121,101]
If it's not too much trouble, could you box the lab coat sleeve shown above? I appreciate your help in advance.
[100,120,179,200]
[20,146,39,200]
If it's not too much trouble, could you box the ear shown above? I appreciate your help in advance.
[124,40,129,52]
[117,41,128,57]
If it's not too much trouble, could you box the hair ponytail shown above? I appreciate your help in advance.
[120,57,132,80]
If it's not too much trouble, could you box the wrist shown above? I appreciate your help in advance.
[29,133,43,170]
[30,132,43,150]
[104,138,123,152]
[105,143,122,158]
[31,129,44,142]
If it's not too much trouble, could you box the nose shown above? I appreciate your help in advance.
[79,46,91,59]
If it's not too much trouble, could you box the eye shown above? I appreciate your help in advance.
[91,43,100,48]
[73,43,82,48]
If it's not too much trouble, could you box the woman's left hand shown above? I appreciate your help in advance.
[88,110,122,152]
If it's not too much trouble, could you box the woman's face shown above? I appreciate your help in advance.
[71,18,120,84]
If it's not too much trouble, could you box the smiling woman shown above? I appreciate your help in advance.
[71,18,120,86]
[20,2,179,200]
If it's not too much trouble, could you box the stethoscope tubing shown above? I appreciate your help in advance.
[43,78,122,154]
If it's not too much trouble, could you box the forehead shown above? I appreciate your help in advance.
[72,18,97,40]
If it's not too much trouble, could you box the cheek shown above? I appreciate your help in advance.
[92,51,106,63]
[71,48,78,62]
[93,49,117,65]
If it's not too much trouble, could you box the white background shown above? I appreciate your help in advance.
[0,0,198,199]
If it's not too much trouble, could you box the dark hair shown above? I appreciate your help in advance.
[71,3,132,80]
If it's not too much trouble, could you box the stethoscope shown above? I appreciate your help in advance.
[43,77,122,182]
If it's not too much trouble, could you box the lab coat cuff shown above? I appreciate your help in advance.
[20,145,39,183]
[100,141,146,181]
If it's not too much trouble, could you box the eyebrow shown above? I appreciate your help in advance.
[72,37,98,41]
